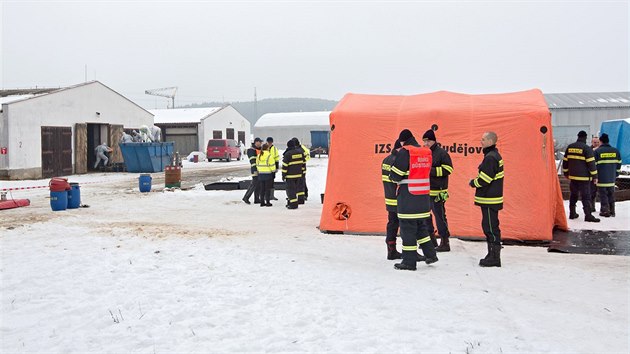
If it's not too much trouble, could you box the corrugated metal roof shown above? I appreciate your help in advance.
[544,92,630,109]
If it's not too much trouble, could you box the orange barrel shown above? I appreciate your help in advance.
[165,165,182,188]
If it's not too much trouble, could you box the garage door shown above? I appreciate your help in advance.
[163,126,198,156]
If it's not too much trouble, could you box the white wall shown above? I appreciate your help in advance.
[199,106,251,152]
[1,81,153,173]
[254,125,329,149]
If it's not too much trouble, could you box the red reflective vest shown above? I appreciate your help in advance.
[401,145,432,195]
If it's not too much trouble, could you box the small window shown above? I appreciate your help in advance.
[207,140,224,147]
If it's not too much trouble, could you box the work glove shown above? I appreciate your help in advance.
[469,179,475,188]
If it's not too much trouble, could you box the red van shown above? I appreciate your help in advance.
[207,139,242,162]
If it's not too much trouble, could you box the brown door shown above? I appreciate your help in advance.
[41,126,72,178]
[108,124,124,164]
[226,128,234,140]
[75,123,87,174]
[237,131,245,145]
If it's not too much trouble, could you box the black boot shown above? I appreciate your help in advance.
[387,242,402,260]
[480,242,491,263]
[416,252,426,262]
[436,235,450,252]
[584,207,600,222]
[610,203,615,217]
[419,241,438,265]
[480,243,501,267]
[394,251,417,271]
[569,205,579,219]
[242,197,251,205]
[599,204,611,217]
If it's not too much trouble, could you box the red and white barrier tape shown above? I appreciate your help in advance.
[1,180,103,192]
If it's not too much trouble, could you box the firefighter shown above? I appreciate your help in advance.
[266,137,280,201]
[590,135,601,211]
[381,139,402,260]
[469,131,504,267]
[256,143,277,207]
[594,133,621,217]
[292,137,310,204]
[422,129,454,252]
[243,138,262,204]
[562,131,600,222]
[389,129,438,271]
[282,139,304,209]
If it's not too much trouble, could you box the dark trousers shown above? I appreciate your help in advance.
[569,180,592,213]
[259,178,272,204]
[386,211,399,244]
[590,181,598,210]
[286,178,299,208]
[297,176,306,203]
[304,173,309,199]
[480,206,501,245]
[399,218,436,266]
[243,176,261,202]
[598,186,615,210]
[426,199,450,237]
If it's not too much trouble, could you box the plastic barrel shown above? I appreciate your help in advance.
[67,183,81,209]
[165,166,181,188]
[139,174,152,193]
[50,191,68,211]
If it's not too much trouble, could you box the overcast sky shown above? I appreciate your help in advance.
[1,0,628,108]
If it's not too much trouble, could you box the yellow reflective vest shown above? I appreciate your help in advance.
[256,150,277,175]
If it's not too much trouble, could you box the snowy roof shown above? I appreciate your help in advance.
[150,107,223,124]
[544,92,630,109]
[255,111,331,127]
[0,94,37,105]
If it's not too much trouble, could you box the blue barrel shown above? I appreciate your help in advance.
[67,183,81,209]
[50,191,68,211]
[139,174,152,193]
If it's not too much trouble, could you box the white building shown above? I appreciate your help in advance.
[151,105,250,156]
[254,111,330,149]
[0,81,153,180]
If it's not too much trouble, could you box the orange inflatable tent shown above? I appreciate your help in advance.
[319,89,567,241]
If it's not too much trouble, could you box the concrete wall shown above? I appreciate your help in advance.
[0,81,153,179]
[199,106,251,153]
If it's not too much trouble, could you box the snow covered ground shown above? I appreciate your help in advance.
[1,157,628,353]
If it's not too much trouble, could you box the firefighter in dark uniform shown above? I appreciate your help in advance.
[590,136,601,211]
[282,139,305,209]
[422,129,454,252]
[242,137,262,204]
[594,133,622,217]
[292,137,310,204]
[469,131,504,267]
[389,129,438,271]
[562,130,600,222]
[381,139,402,260]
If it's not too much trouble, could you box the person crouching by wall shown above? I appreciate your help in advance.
[256,143,277,207]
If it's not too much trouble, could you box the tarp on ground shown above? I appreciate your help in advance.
[319,89,568,241]
[600,118,630,164]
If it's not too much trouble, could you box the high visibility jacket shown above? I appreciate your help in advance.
[381,153,398,212]
[562,139,597,181]
[247,145,261,176]
[256,150,277,175]
[429,143,454,197]
[594,143,622,187]
[300,144,310,173]
[269,145,280,170]
[388,139,431,220]
[282,147,304,179]
[471,145,504,210]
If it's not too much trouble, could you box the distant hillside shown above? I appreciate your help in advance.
[182,97,338,125]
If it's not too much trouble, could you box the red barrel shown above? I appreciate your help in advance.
[49,177,71,192]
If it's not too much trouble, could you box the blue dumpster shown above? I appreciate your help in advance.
[119,142,174,173]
